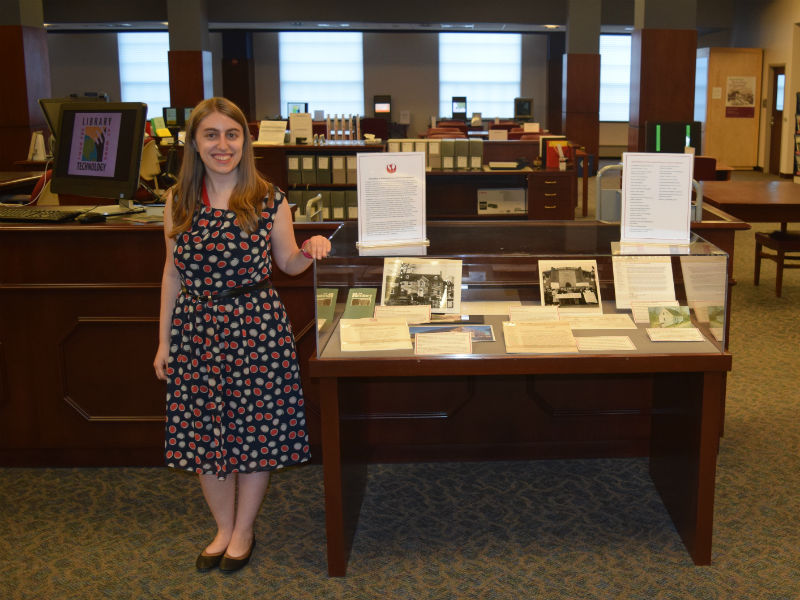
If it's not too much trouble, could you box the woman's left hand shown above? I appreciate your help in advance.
[301,235,332,260]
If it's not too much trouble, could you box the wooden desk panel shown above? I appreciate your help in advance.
[311,353,731,575]
[701,180,800,223]
[0,220,337,466]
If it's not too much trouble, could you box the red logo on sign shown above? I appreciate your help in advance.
[386,163,397,173]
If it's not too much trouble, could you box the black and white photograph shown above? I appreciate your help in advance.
[538,259,602,314]
[382,257,462,314]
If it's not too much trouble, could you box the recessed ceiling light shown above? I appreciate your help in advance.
[544,24,559,30]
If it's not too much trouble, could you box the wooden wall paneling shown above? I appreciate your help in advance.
[562,53,600,157]
[168,50,213,108]
[0,25,51,170]
[628,28,698,151]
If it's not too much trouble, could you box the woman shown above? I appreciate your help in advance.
[153,97,330,573]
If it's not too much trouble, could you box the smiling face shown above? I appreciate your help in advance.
[193,111,244,178]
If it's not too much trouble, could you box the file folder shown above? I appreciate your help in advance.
[332,155,347,184]
[454,139,469,170]
[316,155,332,184]
[428,140,442,170]
[440,139,455,170]
[300,155,316,184]
[331,190,346,219]
[469,138,483,170]
[345,190,358,220]
[287,156,301,185]
[346,155,357,183]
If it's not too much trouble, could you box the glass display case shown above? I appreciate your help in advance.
[314,221,729,359]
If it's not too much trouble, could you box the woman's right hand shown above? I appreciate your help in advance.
[153,343,170,381]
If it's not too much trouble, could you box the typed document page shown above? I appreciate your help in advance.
[357,152,426,247]
[621,152,693,245]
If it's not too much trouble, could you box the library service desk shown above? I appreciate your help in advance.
[310,221,732,575]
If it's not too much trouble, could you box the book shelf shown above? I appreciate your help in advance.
[794,92,800,183]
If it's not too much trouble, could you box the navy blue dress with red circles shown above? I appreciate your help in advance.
[165,187,310,479]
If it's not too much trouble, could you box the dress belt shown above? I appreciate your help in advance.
[181,278,272,300]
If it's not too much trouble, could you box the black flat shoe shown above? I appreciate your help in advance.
[219,537,255,573]
[195,549,225,572]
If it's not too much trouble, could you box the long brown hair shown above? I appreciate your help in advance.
[168,97,273,238]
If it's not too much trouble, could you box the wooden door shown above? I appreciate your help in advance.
[768,66,785,175]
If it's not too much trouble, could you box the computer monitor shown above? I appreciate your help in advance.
[163,106,193,130]
[50,101,148,210]
[514,97,534,121]
[38,96,108,151]
[373,94,391,121]
[452,96,467,120]
[645,121,702,154]
[287,102,308,115]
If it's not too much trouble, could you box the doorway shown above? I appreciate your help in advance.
[768,66,785,176]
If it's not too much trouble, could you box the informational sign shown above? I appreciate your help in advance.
[356,152,427,251]
[725,76,756,118]
[621,152,693,245]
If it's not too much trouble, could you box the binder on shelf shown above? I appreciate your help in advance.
[345,190,358,220]
[316,155,332,184]
[414,140,429,166]
[401,139,415,153]
[287,156,302,184]
[332,155,347,184]
[346,155,357,183]
[288,190,305,218]
[387,139,402,153]
[319,190,332,220]
[428,140,442,170]
[454,139,469,170]
[300,155,316,184]
[331,190,346,219]
[469,138,483,170]
[440,139,456,170]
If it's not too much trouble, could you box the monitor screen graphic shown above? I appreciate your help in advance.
[66,111,121,177]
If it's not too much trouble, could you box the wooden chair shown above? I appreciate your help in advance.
[424,127,465,138]
[435,120,468,134]
[754,223,800,297]
[693,155,718,181]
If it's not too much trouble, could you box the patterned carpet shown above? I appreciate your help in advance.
[1,172,799,599]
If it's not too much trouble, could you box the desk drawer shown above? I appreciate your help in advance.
[529,171,575,220]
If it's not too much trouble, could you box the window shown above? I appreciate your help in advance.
[117,32,171,121]
[279,32,364,117]
[599,34,631,122]
[775,73,785,111]
[439,33,521,119]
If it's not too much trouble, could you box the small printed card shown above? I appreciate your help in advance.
[646,328,706,342]
[414,331,472,355]
[373,304,431,323]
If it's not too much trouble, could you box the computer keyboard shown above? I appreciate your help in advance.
[0,205,83,223]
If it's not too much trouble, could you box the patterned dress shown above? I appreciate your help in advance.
[165,189,310,478]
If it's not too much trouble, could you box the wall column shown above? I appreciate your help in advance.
[0,0,50,170]
[562,0,600,159]
[222,31,255,121]
[167,0,213,109]
[628,0,698,151]
[546,32,565,135]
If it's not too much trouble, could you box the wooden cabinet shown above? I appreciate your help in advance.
[528,169,576,219]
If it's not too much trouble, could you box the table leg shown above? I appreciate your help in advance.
[649,371,723,565]
[319,376,367,576]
